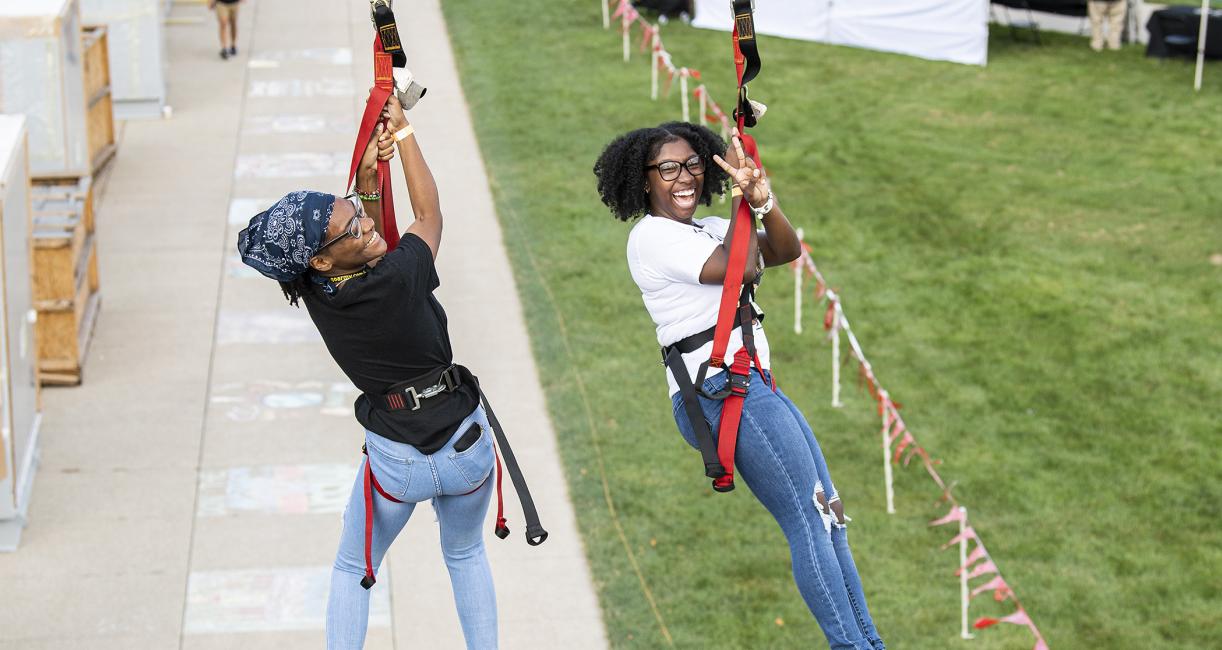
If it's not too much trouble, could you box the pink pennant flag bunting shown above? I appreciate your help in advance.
[886,419,906,446]
[970,575,1008,600]
[955,545,988,575]
[941,526,976,550]
[928,506,963,527]
[892,431,914,464]
[902,444,925,467]
[967,560,998,579]
[1001,608,1032,626]
[1033,639,1049,650]
[975,608,1032,629]
[639,24,655,52]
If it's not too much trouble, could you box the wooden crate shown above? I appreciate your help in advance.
[81,25,116,175]
[32,176,93,234]
[30,178,101,386]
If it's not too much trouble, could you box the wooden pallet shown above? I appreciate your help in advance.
[82,25,116,176]
[30,177,100,386]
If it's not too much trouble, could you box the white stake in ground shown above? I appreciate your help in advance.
[622,10,631,62]
[880,390,896,514]
[650,38,659,100]
[602,0,609,29]
[958,507,974,640]
[1194,0,1210,91]
[680,69,690,122]
[794,228,804,334]
[831,299,844,408]
[698,85,708,126]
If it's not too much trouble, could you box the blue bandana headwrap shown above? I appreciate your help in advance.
[236,191,336,282]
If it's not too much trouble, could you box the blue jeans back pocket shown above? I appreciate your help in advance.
[448,424,494,488]
[366,437,413,498]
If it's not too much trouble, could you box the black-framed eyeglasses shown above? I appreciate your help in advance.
[318,193,365,252]
[646,156,705,181]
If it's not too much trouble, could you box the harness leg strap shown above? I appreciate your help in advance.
[664,348,726,479]
[712,348,754,492]
[360,446,403,589]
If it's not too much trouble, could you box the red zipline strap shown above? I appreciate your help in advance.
[712,348,753,491]
[493,445,508,539]
[360,451,403,590]
[703,12,765,493]
[347,36,401,251]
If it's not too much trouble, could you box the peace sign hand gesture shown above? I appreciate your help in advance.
[712,128,771,209]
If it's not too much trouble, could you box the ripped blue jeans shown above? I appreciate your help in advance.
[672,369,885,650]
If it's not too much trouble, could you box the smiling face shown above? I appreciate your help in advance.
[309,196,387,274]
[646,137,704,222]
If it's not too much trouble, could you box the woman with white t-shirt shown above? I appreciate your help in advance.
[594,122,886,650]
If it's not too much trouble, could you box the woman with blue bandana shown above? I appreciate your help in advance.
[238,95,501,649]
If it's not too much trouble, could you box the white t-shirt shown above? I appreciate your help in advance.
[626,214,771,396]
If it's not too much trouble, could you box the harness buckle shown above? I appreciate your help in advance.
[727,369,751,396]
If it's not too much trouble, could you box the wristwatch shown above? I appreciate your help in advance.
[749,191,775,216]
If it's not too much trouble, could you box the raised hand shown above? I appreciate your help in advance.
[357,124,385,187]
[712,128,770,208]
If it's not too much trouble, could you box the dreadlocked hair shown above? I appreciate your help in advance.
[279,275,312,307]
[593,121,730,221]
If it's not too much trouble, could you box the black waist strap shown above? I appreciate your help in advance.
[662,304,762,358]
[375,364,463,411]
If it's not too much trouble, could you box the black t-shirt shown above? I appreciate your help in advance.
[302,233,479,454]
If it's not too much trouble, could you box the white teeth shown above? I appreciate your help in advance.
[673,189,695,198]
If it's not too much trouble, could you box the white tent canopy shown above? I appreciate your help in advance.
[691,0,990,66]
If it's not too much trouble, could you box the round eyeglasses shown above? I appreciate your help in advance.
[646,156,705,182]
[318,193,365,252]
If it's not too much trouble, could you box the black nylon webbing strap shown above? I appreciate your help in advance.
[476,381,548,546]
[664,347,726,479]
[370,0,407,68]
[732,0,762,127]
[732,0,760,85]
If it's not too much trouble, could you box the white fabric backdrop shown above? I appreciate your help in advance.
[691,0,990,66]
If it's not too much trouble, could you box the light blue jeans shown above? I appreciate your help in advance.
[672,369,886,650]
[326,405,497,649]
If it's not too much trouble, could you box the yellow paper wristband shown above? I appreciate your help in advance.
[393,125,415,142]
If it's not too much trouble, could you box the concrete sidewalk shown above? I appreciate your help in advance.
[0,0,606,648]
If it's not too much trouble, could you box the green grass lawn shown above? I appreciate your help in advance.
[439,3,1221,648]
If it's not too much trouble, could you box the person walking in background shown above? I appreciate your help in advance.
[209,0,240,59]
[1088,0,1127,51]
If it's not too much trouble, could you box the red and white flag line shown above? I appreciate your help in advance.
[608,0,732,133]
[792,245,1049,649]
[601,4,1048,645]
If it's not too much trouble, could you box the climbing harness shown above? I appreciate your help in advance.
[346,0,428,252]
[667,0,771,493]
[357,365,547,589]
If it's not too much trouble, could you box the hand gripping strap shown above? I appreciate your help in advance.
[347,36,400,251]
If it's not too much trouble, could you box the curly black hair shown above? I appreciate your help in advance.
[593,121,730,221]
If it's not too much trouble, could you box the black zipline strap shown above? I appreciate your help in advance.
[732,0,762,128]
[476,382,548,546]
[732,0,761,85]
[370,0,407,68]
[664,347,726,479]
